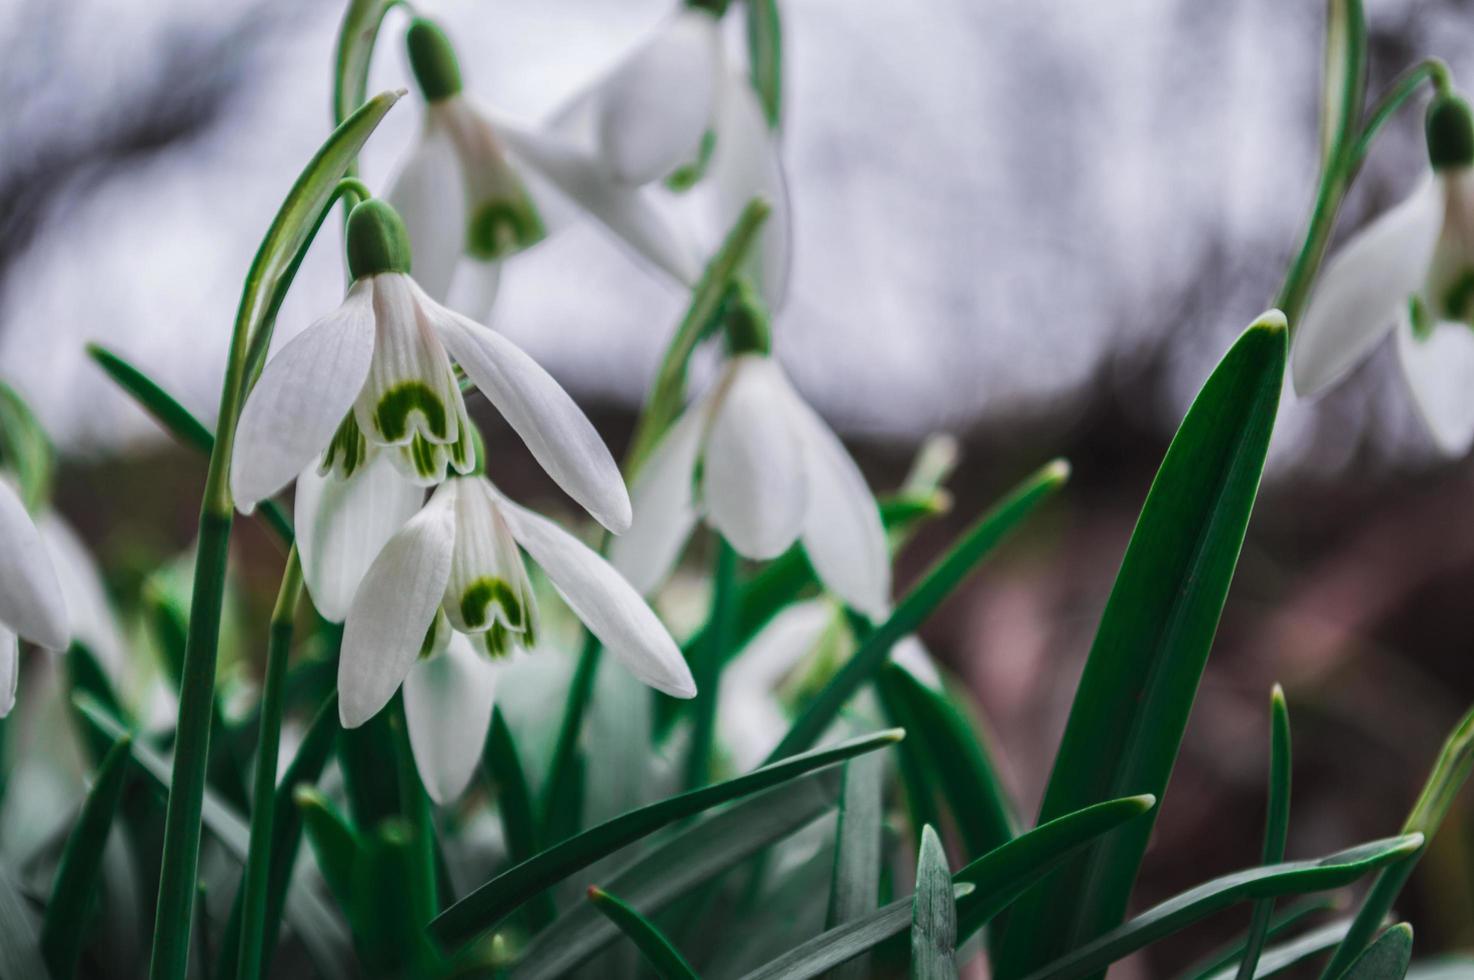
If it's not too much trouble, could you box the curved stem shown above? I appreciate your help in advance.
[1347,58,1451,174]
[235,547,303,980]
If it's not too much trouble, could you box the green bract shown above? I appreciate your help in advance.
[406,17,463,103]
[1426,93,1474,170]
[346,198,414,279]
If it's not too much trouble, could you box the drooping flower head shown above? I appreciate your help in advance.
[231,196,631,535]
[611,283,891,618]
[1293,90,1474,453]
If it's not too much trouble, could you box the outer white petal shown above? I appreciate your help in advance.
[718,600,832,770]
[37,512,126,674]
[592,9,720,186]
[708,66,793,311]
[295,455,425,622]
[446,258,502,326]
[387,117,466,304]
[488,110,702,285]
[403,634,506,805]
[0,625,15,717]
[701,356,806,559]
[497,494,695,699]
[1396,313,1474,455]
[339,488,457,728]
[608,400,707,593]
[777,376,891,618]
[427,294,632,532]
[232,281,376,510]
[1292,176,1443,396]
[0,478,66,649]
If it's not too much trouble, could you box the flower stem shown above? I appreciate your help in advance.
[683,537,739,790]
[541,631,602,843]
[1347,58,1451,173]
[234,546,303,980]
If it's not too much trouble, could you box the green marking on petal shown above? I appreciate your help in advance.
[375,381,448,442]
[459,577,525,631]
[467,196,545,260]
[420,614,446,660]
[665,129,717,193]
[1411,294,1436,342]
[323,413,368,478]
[409,433,441,479]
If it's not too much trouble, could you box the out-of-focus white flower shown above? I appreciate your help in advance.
[0,477,68,716]
[1293,93,1474,454]
[36,511,126,675]
[231,198,630,534]
[338,475,694,737]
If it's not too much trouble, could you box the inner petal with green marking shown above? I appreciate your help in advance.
[467,195,546,261]
[441,477,540,641]
[321,412,370,479]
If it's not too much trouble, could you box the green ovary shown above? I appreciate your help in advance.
[374,381,448,443]
[467,197,545,260]
[1440,268,1474,325]
[459,576,525,632]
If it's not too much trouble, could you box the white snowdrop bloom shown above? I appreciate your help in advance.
[1293,93,1474,455]
[393,17,703,307]
[37,511,126,675]
[0,477,68,716]
[231,198,631,535]
[610,301,890,618]
[338,474,695,733]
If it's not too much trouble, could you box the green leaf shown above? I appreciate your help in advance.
[744,0,783,127]
[911,826,957,979]
[540,630,600,846]
[512,770,842,979]
[40,734,133,979]
[1183,898,1336,980]
[1017,834,1422,980]
[430,728,903,952]
[333,1,401,129]
[684,537,740,790]
[0,864,48,980]
[1201,920,1357,980]
[296,788,360,911]
[994,315,1286,976]
[483,708,554,931]
[1340,925,1414,980]
[350,821,439,979]
[1407,958,1474,980]
[1237,685,1294,980]
[767,459,1069,764]
[875,668,942,845]
[742,795,1154,980]
[586,887,699,980]
[1319,0,1367,171]
[0,381,53,510]
[827,754,883,980]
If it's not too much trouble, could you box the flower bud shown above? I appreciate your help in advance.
[1426,93,1474,170]
[406,17,463,104]
[723,280,772,355]
[346,199,413,279]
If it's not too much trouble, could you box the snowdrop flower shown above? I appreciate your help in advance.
[1293,93,1474,454]
[231,197,630,534]
[393,17,702,304]
[0,477,68,715]
[338,474,695,732]
[610,288,890,618]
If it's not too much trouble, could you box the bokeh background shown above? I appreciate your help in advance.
[4,0,1474,967]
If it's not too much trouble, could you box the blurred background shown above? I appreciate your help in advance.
[4,0,1474,967]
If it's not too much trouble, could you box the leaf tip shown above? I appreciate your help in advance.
[1128,793,1158,813]
[1252,308,1289,335]
[1044,458,1071,485]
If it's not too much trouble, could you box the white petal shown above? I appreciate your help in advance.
[442,478,537,637]
[1292,176,1443,396]
[1397,314,1474,455]
[387,117,466,304]
[892,636,944,689]
[0,625,16,717]
[708,66,792,311]
[592,9,720,186]
[232,281,377,510]
[295,454,425,622]
[427,293,632,532]
[446,258,502,326]
[497,494,695,699]
[718,600,832,770]
[339,488,457,728]
[489,110,702,285]
[0,478,66,649]
[608,401,707,594]
[778,380,891,618]
[701,356,806,559]
[403,634,506,805]
[37,512,125,675]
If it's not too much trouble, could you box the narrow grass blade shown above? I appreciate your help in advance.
[1017,834,1422,980]
[875,668,942,843]
[684,537,739,790]
[483,708,554,930]
[912,826,957,979]
[1340,924,1414,980]
[40,734,133,978]
[430,729,902,951]
[767,459,1069,764]
[1183,898,1336,980]
[745,0,783,127]
[827,754,883,980]
[586,888,699,980]
[1237,685,1294,980]
[995,315,1286,977]
[540,630,600,845]
[1202,920,1359,980]
[297,788,360,910]
[512,770,841,979]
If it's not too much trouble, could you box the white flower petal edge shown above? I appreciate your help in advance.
[1292,177,1443,396]
[718,600,831,771]
[1396,313,1474,455]
[0,478,67,650]
[403,634,507,805]
[608,398,709,594]
[387,118,467,305]
[702,356,806,559]
[339,494,457,728]
[38,512,126,675]
[295,455,425,623]
[427,291,632,533]
[446,258,503,327]
[496,493,695,699]
[232,281,377,511]
[0,625,16,718]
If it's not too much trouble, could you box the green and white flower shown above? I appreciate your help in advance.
[0,477,68,716]
[338,475,694,731]
[1293,93,1474,454]
[231,198,631,535]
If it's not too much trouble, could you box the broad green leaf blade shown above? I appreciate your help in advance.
[1018,834,1423,980]
[828,755,883,980]
[1237,685,1294,980]
[996,315,1286,976]
[745,0,783,127]
[512,770,841,979]
[40,734,133,979]
[767,459,1069,763]
[586,888,699,980]
[334,1,400,128]
[912,826,957,979]
[296,788,360,912]
[1203,920,1358,980]
[742,795,1155,980]
[430,729,902,952]
[1341,925,1414,980]
[1184,898,1336,980]
[0,865,47,980]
